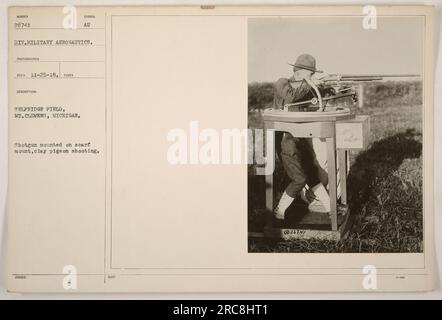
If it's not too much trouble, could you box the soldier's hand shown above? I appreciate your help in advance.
[311,72,328,86]
[305,189,317,203]
[311,78,324,86]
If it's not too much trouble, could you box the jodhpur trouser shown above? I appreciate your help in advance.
[279,133,328,198]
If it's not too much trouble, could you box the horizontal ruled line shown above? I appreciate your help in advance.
[14,60,105,63]
[14,77,104,79]
[14,27,105,30]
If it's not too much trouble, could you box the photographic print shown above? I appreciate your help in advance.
[6,5,435,293]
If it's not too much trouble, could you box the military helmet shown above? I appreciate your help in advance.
[289,54,317,72]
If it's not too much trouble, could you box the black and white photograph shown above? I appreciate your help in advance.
[247,16,424,253]
[2,4,438,296]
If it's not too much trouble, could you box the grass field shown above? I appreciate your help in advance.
[248,82,423,253]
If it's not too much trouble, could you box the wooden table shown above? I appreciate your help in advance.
[258,110,369,241]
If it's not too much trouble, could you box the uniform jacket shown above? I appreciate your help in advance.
[272,76,326,194]
[272,77,312,109]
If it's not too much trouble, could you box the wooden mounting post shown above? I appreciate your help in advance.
[264,122,275,228]
[326,129,338,231]
[338,149,348,205]
[358,83,364,109]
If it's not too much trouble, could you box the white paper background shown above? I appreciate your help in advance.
[0,0,441,299]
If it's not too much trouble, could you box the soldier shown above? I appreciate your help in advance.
[272,53,331,220]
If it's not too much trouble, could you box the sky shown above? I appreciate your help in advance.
[248,16,424,82]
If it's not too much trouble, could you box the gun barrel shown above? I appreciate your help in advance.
[336,74,420,78]
[339,76,383,81]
